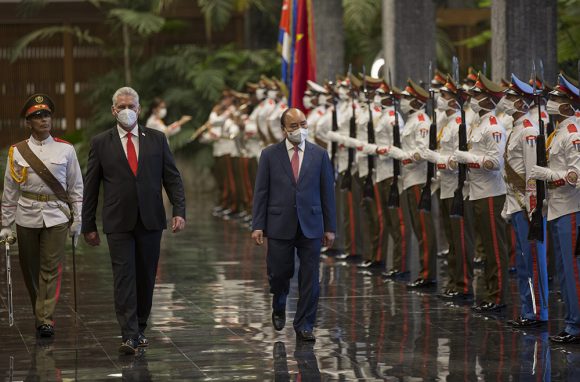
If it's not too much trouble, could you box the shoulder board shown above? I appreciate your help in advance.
[523,119,533,128]
[11,139,29,148]
[389,110,395,117]
[455,117,462,124]
[54,137,72,145]
[418,113,425,122]
[489,116,497,125]
[568,124,578,134]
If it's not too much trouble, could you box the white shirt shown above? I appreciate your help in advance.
[285,138,305,174]
[117,124,140,159]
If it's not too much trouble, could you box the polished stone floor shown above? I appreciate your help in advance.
[1,192,580,381]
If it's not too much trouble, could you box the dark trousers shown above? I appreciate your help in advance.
[106,216,163,341]
[267,225,322,332]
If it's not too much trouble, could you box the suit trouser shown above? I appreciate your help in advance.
[440,197,475,294]
[551,212,580,335]
[16,222,68,327]
[404,184,437,280]
[472,195,509,305]
[357,176,385,263]
[267,224,321,332]
[106,216,163,341]
[376,178,407,271]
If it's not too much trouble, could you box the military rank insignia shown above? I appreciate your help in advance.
[525,135,536,147]
[492,131,502,143]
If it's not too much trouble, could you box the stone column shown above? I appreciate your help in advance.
[491,0,557,83]
[382,0,436,86]
[312,0,345,82]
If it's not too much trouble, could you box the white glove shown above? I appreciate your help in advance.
[69,221,81,238]
[454,150,479,164]
[529,165,556,181]
[500,205,511,223]
[0,227,14,242]
[388,146,409,161]
[422,149,440,163]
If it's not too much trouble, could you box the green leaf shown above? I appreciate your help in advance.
[455,29,492,49]
[197,0,234,39]
[108,8,165,36]
[10,26,103,63]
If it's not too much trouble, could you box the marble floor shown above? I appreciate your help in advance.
[0,192,580,381]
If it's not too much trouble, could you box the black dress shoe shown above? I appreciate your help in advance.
[407,278,436,289]
[357,260,373,268]
[479,302,506,313]
[119,338,138,355]
[296,330,316,342]
[437,289,456,300]
[137,332,149,347]
[272,310,286,331]
[334,252,349,260]
[550,331,580,344]
[37,324,54,338]
[508,317,547,328]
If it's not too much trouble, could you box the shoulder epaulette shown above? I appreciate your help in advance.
[523,119,533,128]
[54,137,72,145]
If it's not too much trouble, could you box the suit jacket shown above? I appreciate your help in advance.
[82,125,186,234]
[252,140,336,240]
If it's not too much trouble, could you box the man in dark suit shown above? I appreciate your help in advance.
[252,107,336,341]
[82,87,186,355]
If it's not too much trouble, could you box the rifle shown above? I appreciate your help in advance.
[450,56,468,217]
[418,61,437,211]
[363,66,376,199]
[387,69,401,208]
[341,64,356,191]
[528,60,547,242]
[330,80,339,173]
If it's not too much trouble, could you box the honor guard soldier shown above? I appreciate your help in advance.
[500,74,549,327]
[372,82,409,279]
[455,73,509,313]
[423,75,475,300]
[304,80,330,148]
[387,79,438,288]
[1,94,83,337]
[266,79,289,143]
[530,74,580,344]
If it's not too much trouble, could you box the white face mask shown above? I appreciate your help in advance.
[116,108,138,129]
[436,96,455,111]
[373,95,382,107]
[469,97,488,113]
[318,94,329,105]
[303,96,313,109]
[338,87,349,100]
[399,98,414,114]
[287,128,308,144]
[256,88,266,101]
[267,90,278,99]
[157,107,167,119]
[546,100,570,117]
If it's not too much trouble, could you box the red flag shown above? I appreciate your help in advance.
[290,0,316,111]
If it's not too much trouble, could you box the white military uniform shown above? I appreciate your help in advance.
[257,96,277,144]
[400,109,431,190]
[2,135,83,228]
[306,104,327,143]
[503,114,539,216]
[325,99,356,174]
[465,112,507,200]
[243,107,263,160]
[432,112,467,200]
[544,116,580,221]
[267,97,288,143]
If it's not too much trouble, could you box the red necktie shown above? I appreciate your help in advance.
[291,145,299,181]
[126,133,138,176]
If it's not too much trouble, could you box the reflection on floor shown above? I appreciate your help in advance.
[0,193,579,381]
